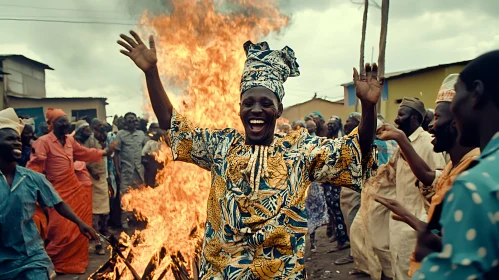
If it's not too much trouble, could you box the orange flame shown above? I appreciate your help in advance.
[118,1,289,279]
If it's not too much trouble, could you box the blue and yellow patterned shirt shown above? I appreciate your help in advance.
[168,111,376,279]
[414,132,499,279]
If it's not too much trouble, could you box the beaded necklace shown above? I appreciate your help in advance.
[242,142,275,200]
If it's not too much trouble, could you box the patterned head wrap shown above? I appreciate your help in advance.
[0,108,25,135]
[240,41,300,102]
[348,112,361,122]
[400,98,426,118]
[436,74,459,104]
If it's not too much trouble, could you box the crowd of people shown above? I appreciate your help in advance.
[0,28,498,280]
[0,105,166,278]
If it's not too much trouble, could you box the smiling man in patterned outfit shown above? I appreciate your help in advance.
[118,30,381,279]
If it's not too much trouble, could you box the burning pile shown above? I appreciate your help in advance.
[92,0,289,279]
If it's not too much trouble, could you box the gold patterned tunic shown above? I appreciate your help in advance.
[168,110,376,279]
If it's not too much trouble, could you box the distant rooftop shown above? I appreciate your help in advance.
[284,97,344,110]
[7,94,108,104]
[341,59,471,87]
[0,54,54,70]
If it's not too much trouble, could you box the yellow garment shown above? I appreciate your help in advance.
[408,148,480,276]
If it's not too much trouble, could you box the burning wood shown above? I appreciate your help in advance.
[93,1,288,279]
[90,234,200,280]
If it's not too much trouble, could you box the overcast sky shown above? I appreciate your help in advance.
[0,0,498,120]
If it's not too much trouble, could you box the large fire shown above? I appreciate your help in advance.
[102,1,289,279]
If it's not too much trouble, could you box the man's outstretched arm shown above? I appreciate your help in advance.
[377,124,436,186]
[54,202,98,240]
[118,30,173,130]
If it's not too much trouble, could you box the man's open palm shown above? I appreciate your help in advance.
[353,63,383,105]
[118,30,157,72]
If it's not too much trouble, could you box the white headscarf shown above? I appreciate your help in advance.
[0,108,25,135]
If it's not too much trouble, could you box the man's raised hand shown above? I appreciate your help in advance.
[118,30,157,72]
[353,63,383,105]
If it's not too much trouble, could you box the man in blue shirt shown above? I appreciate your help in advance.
[0,108,98,280]
[414,50,499,279]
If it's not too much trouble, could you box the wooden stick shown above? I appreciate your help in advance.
[99,233,141,280]
[141,246,168,280]
[156,265,171,280]
[378,0,389,80]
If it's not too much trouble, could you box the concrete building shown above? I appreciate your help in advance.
[342,60,469,123]
[0,55,107,132]
[282,97,349,123]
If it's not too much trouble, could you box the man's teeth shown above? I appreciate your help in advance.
[250,120,265,124]
[13,149,22,155]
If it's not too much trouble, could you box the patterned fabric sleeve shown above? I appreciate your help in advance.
[414,179,499,279]
[168,110,236,171]
[305,127,377,192]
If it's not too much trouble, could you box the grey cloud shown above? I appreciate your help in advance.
[1,0,498,117]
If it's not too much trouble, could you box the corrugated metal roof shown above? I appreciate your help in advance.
[340,59,471,87]
[0,54,54,70]
[284,97,344,110]
[7,94,107,103]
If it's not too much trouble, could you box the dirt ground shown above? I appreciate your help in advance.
[56,226,368,280]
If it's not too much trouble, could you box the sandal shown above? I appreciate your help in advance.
[327,241,350,253]
[334,255,354,265]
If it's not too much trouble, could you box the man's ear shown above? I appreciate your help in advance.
[277,103,284,118]
[471,80,488,109]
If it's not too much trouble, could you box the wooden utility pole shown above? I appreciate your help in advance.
[353,0,389,113]
[354,0,369,112]
[377,0,389,112]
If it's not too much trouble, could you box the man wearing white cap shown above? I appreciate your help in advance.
[0,108,98,280]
